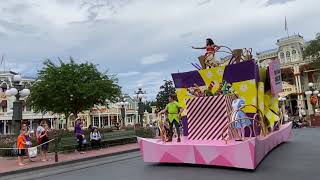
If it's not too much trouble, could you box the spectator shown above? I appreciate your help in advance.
[284,110,289,123]
[90,127,102,150]
[36,120,45,144]
[22,122,35,162]
[75,118,86,154]
[36,120,50,161]
[42,123,50,161]
[17,129,27,166]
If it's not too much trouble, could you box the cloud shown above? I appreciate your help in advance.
[197,0,212,6]
[117,71,140,77]
[140,54,169,65]
[265,0,296,6]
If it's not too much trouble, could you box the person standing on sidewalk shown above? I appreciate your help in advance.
[75,118,86,154]
[40,122,50,161]
[36,120,50,161]
[159,94,183,142]
[22,122,35,162]
[17,129,27,166]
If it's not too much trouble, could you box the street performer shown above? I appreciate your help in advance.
[159,94,183,142]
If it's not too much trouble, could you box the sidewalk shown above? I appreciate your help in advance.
[0,143,139,175]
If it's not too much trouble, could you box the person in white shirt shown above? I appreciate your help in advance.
[90,127,102,150]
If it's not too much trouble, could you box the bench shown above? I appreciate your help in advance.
[59,130,137,152]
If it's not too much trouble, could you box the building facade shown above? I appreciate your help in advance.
[0,71,58,135]
[56,94,157,130]
[256,34,320,116]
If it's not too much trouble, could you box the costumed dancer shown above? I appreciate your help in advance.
[192,38,220,68]
[231,98,252,140]
[159,94,183,142]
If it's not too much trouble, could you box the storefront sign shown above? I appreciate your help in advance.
[269,59,282,95]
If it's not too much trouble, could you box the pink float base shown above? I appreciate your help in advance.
[138,122,292,170]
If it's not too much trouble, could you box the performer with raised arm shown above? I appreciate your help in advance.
[192,38,220,68]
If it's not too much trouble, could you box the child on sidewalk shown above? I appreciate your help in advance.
[17,129,27,166]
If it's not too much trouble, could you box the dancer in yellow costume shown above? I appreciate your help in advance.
[159,95,183,142]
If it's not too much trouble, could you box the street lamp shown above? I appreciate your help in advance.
[134,87,146,127]
[304,82,319,115]
[5,74,30,134]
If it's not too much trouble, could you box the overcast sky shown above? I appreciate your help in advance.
[0,0,319,99]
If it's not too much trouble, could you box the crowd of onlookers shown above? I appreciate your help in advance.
[16,118,102,166]
[17,120,50,166]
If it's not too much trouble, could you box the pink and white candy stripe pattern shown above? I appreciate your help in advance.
[187,96,229,140]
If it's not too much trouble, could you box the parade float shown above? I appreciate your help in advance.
[138,45,292,170]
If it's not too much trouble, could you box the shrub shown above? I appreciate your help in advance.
[0,135,18,157]
[135,127,156,138]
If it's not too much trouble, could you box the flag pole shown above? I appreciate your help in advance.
[285,16,289,38]
[1,55,4,72]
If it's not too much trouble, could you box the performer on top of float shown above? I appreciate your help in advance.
[192,38,220,68]
[159,94,183,142]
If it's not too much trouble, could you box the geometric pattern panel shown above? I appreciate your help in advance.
[138,122,292,170]
[187,96,230,140]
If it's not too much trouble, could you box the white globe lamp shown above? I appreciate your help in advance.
[9,88,18,96]
[5,89,13,96]
[305,91,313,96]
[13,75,22,83]
[308,82,314,88]
[19,89,31,97]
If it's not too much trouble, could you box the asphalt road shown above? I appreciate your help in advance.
[2,128,320,180]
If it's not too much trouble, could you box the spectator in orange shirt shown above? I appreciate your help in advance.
[17,129,27,166]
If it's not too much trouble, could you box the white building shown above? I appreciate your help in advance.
[0,71,58,135]
[256,34,320,116]
[88,94,157,129]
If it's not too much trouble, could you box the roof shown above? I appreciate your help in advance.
[256,48,278,55]
[0,71,18,75]
[277,35,304,42]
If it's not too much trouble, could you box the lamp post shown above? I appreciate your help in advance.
[134,87,146,127]
[5,75,30,134]
[118,99,129,127]
[304,82,319,116]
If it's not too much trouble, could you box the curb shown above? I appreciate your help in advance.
[0,148,140,177]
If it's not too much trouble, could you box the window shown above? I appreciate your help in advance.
[292,50,297,55]
[104,117,109,126]
[286,51,290,58]
[286,51,291,62]
[280,52,285,59]
[93,117,99,127]
[26,105,32,112]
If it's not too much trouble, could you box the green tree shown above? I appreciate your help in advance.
[143,101,157,113]
[304,34,320,69]
[155,80,176,111]
[29,58,121,127]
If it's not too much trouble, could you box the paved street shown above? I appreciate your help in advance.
[2,128,320,180]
